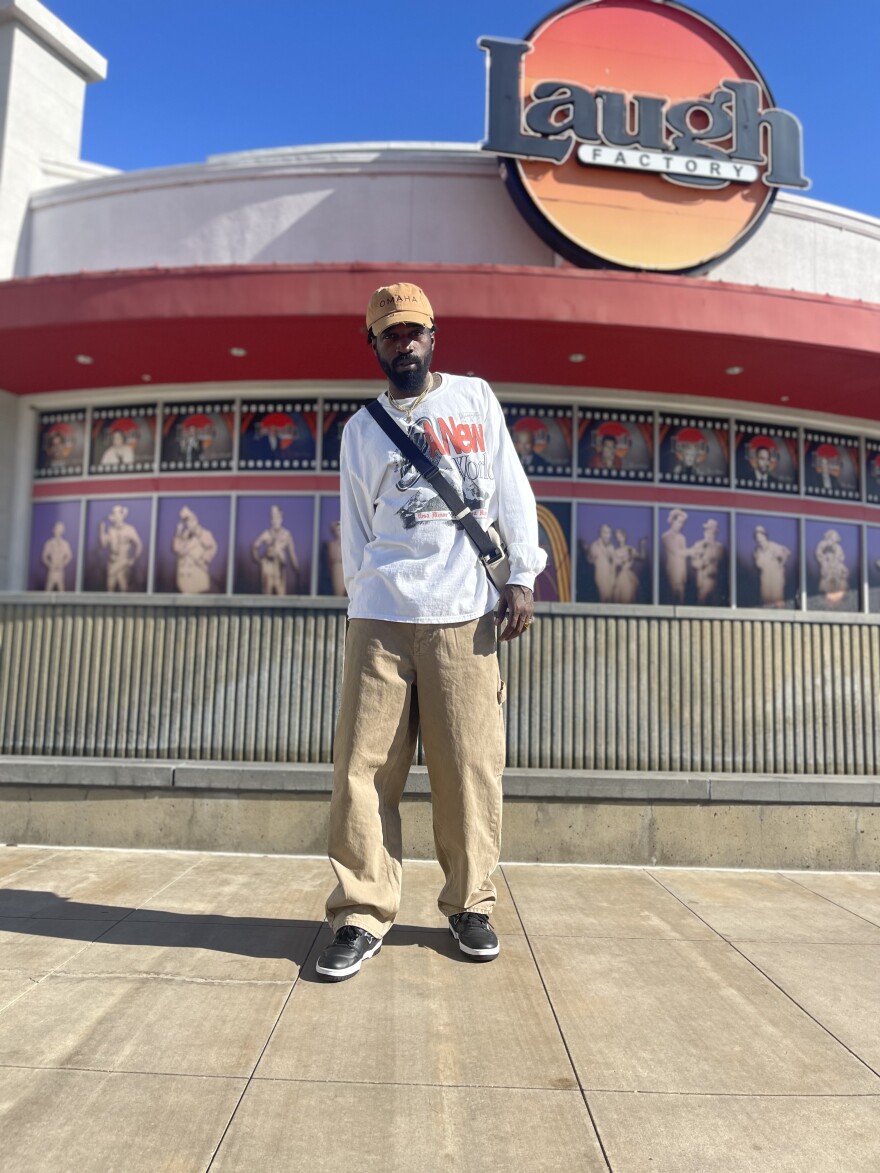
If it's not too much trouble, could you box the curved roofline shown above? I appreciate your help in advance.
[26,142,879,239]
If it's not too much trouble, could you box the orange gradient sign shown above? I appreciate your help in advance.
[480,0,809,273]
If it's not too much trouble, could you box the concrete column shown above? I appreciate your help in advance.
[0,0,106,277]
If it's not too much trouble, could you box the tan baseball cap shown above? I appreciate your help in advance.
[366,283,434,336]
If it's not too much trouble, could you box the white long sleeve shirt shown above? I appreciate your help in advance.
[340,374,547,623]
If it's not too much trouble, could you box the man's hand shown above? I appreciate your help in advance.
[495,584,534,643]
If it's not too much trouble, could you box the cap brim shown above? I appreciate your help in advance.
[370,310,434,335]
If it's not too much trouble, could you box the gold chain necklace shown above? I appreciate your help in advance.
[385,373,435,423]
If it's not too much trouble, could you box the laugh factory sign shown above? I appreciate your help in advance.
[480,0,809,273]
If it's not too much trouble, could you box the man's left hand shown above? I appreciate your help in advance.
[495,584,534,643]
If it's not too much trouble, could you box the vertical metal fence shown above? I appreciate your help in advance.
[1,599,878,773]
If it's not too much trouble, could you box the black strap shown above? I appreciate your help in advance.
[364,397,504,567]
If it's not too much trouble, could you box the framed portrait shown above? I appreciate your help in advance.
[805,519,860,612]
[321,400,366,471]
[735,513,799,610]
[865,441,880,505]
[658,415,730,486]
[28,501,81,592]
[658,507,730,607]
[34,410,86,479]
[316,497,345,597]
[233,495,314,596]
[160,403,235,471]
[803,430,860,501]
[575,503,652,604]
[83,498,152,593]
[867,527,880,613]
[535,500,572,602]
[577,409,653,480]
[502,404,573,478]
[89,406,157,475]
[734,422,798,493]
[239,400,318,471]
[153,496,230,595]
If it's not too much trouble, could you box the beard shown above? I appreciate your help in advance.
[378,343,434,396]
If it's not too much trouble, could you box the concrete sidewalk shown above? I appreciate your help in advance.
[0,846,879,1172]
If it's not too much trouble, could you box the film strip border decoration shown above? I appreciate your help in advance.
[34,400,880,504]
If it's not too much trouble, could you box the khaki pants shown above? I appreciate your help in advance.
[326,611,505,938]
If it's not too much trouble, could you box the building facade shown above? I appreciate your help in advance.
[1,0,880,862]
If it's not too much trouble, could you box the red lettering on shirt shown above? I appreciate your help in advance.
[436,417,487,455]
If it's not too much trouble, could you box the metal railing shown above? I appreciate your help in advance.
[1,596,878,774]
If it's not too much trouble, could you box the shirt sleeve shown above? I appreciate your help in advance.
[488,389,548,590]
[339,417,375,595]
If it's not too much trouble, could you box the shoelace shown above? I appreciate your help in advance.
[455,912,490,930]
[336,924,370,945]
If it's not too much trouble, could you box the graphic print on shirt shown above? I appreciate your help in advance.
[394,412,493,530]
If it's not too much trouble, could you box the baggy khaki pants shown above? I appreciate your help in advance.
[325,611,505,938]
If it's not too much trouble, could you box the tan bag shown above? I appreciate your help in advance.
[484,524,510,590]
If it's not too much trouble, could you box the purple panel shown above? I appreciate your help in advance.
[233,495,314,595]
[576,503,653,604]
[154,497,230,594]
[83,498,152,593]
[28,501,81,591]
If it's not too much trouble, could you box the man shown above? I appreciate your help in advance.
[748,444,778,487]
[690,517,724,605]
[172,506,217,594]
[661,508,690,604]
[99,504,144,592]
[585,523,615,603]
[591,433,623,470]
[41,521,72,591]
[316,282,546,982]
[99,428,136,467]
[251,504,299,595]
[753,525,791,607]
[511,421,552,474]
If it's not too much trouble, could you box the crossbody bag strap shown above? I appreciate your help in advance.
[364,397,505,568]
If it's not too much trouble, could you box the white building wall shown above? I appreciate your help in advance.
[19,143,880,305]
[23,146,555,273]
[0,0,106,278]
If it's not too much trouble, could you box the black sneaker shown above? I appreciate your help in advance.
[315,925,382,981]
[448,912,500,960]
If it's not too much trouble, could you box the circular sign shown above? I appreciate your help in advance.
[484,0,808,274]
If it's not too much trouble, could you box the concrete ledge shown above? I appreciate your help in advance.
[709,776,880,805]
[3,760,880,805]
[2,785,880,869]
[173,762,333,792]
[0,757,174,789]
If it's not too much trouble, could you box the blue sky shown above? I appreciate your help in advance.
[48,0,880,217]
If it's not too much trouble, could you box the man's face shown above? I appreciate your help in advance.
[513,429,534,457]
[109,506,125,526]
[679,443,698,467]
[270,506,282,529]
[373,323,434,395]
[599,525,612,543]
[756,447,772,473]
[601,436,617,465]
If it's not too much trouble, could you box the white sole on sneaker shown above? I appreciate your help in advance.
[315,938,381,980]
[449,925,500,959]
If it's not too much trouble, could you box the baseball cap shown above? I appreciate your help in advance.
[366,283,434,336]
